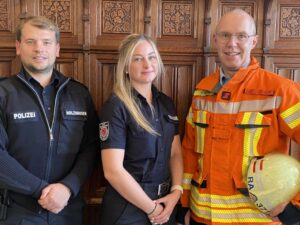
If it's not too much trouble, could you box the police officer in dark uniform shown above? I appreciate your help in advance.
[99,34,183,225]
[0,16,99,225]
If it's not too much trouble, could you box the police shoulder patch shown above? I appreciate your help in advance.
[99,122,109,141]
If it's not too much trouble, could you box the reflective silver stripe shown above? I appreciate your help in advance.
[190,187,271,222]
[191,192,253,205]
[193,96,281,114]
[284,110,300,126]
[190,203,269,220]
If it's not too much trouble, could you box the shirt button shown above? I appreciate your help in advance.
[155,118,159,122]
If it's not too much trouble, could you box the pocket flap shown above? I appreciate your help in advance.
[192,110,210,128]
[235,112,271,128]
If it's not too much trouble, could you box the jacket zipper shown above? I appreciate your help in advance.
[17,74,70,180]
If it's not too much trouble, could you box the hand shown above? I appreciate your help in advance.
[38,183,71,214]
[267,201,289,222]
[148,203,164,224]
[150,191,181,224]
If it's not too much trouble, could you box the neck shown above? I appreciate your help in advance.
[24,67,53,87]
[133,83,152,104]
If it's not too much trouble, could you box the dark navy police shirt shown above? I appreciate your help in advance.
[99,86,179,184]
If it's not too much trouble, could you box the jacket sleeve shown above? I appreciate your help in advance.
[0,107,48,198]
[59,92,99,197]
[181,106,198,207]
[278,81,300,223]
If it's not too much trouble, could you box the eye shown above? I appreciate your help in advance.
[43,40,53,45]
[132,57,143,62]
[148,55,157,61]
[221,32,230,39]
[25,40,34,45]
[237,33,248,41]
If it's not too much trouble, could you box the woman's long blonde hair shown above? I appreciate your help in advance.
[114,34,164,135]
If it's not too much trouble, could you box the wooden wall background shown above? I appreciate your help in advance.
[0,0,300,224]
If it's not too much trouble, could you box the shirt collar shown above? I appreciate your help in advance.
[219,68,231,86]
[132,85,160,101]
[20,66,62,88]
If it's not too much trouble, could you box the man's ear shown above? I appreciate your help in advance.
[251,35,258,50]
[56,43,60,57]
[15,40,21,55]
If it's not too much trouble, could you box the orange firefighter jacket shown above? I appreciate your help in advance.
[181,57,300,225]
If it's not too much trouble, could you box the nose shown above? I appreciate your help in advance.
[227,35,239,45]
[143,58,151,68]
[33,41,44,51]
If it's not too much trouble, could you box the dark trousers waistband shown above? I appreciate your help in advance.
[140,181,170,198]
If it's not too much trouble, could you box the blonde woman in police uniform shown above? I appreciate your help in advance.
[99,34,183,225]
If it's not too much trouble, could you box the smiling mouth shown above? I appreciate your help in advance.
[224,52,240,56]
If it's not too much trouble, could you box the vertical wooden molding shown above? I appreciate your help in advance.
[83,0,90,88]
[262,0,273,68]
[203,0,212,76]
[144,0,151,36]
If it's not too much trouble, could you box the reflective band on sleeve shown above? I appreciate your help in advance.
[281,102,300,129]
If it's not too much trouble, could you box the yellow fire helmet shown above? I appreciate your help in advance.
[247,153,300,213]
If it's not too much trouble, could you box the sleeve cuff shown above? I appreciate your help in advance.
[278,202,300,225]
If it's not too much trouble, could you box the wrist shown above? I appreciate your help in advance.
[171,184,183,195]
[147,202,157,216]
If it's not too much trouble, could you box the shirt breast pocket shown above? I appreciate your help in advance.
[127,121,156,159]
[57,109,87,154]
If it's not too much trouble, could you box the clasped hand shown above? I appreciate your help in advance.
[38,183,71,214]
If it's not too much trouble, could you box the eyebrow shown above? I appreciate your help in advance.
[133,51,156,56]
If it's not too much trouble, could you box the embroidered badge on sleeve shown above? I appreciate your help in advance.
[99,122,109,141]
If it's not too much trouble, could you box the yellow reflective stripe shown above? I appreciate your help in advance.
[191,190,254,207]
[190,187,271,222]
[195,111,207,153]
[194,90,215,96]
[194,96,281,114]
[186,107,193,126]
[242,112,263,181]
[197,156,204,184]
[183,173,193,190]
[281,102,300,129]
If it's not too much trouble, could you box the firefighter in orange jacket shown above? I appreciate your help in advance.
[176,9,300,225]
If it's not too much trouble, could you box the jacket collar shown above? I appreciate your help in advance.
[196,57,259,92]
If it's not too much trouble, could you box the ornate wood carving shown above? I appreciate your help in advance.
[42,0,72,32]
[162,2,193,35]
[222,5,253,16]
[102,1,132,33]
[280,6,300,38]
[0,0,8,30]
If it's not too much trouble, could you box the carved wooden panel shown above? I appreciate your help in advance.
[90,0,145,50]
[40,0,84,47]
[155,0,205,52]
[0,0,21,48]
[265,0,300,52]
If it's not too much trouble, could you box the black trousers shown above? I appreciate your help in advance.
[190,218,207,225]
[100,185,176,225]
[0,197,84,225]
